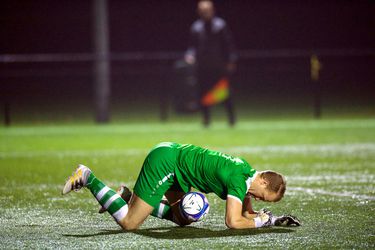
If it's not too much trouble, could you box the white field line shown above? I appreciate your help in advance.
[2,120,375,136]
[287,174,375,183]
[1,143,375,158]
[0,148,148,158]
[218,143,375,155]
[288,186,375,201]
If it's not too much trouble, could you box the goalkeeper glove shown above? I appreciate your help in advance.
[253,208,273,228]
[274,215,301,227]
[255,208,301,227]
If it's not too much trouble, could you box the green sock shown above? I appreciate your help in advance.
[86,172,128,222]
[151,200,172,220]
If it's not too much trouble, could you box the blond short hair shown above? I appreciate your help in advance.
[260,170,286,202]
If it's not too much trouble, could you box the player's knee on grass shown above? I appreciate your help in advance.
[180,220,193,227]
[117,194,154,230]
[118,217,142,230]
[163,192,189,226]
[170,202,194,227]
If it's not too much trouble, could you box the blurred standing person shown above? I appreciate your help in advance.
[185,0,237,127]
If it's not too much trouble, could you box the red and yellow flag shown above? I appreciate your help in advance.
[201,78,229,106]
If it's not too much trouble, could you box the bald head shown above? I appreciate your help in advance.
[197,0,215,21]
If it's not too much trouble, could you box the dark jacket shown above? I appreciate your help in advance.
[186,17,237,70]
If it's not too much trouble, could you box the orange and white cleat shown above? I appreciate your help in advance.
[62,164,91,195]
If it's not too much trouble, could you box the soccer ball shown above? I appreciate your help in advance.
[180,192,210,222]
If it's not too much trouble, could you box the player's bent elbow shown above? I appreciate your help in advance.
[225,217,238,229]
[225,221,240,229]
[225,221,235,229]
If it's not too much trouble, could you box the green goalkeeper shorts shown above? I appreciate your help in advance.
[133,142,183,208]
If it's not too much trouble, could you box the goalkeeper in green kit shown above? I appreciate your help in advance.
[62,142,300,230]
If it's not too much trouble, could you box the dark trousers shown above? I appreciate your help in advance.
[197,69,236,127]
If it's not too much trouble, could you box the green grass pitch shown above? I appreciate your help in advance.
[0,119,374,249]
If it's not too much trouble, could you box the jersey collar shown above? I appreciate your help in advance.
[246,171,258,191]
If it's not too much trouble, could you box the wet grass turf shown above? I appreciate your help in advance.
[0,119,374,249]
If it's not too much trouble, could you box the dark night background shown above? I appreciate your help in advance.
[1,0,374,122]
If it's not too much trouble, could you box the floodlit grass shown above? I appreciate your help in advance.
[0,119,374,249]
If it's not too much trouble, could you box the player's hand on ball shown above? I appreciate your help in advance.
[274,215,301,227]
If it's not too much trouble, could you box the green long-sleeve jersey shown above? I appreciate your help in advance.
[171,143,256,203]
